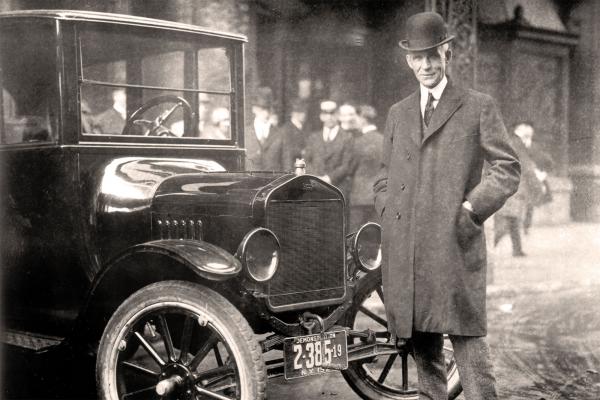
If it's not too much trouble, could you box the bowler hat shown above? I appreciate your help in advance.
[399,12,454,52]
[253,86,273,109]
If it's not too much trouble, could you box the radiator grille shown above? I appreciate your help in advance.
[266,200,345,309]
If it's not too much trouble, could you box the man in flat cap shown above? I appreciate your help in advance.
[304,100,355,200]
[373,11,521,399]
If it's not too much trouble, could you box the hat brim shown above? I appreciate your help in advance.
[399,35,455,52]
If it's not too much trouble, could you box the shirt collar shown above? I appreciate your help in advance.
[362,124,377,134]
[420,75,447,103]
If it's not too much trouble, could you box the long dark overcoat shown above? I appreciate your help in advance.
[373,82,521,338]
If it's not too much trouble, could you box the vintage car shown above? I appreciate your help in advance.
[0,10,461,400]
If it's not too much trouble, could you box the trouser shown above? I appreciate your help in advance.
[412,331,498,400]
[494,215,523,255]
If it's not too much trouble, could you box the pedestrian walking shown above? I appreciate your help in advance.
[304,100,355,200]
[373,12,521,400]
[494,122,544,255]
[349,104,383,231]
[245,87,285,171]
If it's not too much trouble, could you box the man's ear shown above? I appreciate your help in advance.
[445,49,453,63]
[405,54,413,68]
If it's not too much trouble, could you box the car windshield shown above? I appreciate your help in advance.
[79,22,233,140]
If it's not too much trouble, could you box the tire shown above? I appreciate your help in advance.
[97,280,266,400]
[341,272,462,399]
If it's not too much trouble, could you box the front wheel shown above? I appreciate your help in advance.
[97,281,266,400]
[341,272,462,399]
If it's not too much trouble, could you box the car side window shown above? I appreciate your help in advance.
[0,20,59,145]
[79,23,234,140]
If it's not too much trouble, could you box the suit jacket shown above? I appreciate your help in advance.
[92,107,125,135]
[245,123,286,171]
[280,121,305,170]
[373,81,520,338]
[350,129,384,206]
[304,127,355,199]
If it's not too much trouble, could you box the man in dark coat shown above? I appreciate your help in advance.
[280,98,308,170]
[494,122,544,255]
[304,100,355,200]
[373,12,521,399]
[245,87,285,171]
[349,104,383,231]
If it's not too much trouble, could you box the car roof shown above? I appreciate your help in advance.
[0,9,247,42]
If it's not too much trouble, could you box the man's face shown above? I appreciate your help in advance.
[406,47,447,88]
[320,110,338,129]
[338,105,358,130]
[252,105,270,122]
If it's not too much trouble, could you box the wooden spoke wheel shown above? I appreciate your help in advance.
[97,281,266,400]
[342,273,462,399]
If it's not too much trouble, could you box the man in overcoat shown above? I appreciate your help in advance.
[373,12,521,399]
[245,87,285,171]
[349,104,383,231]
[304,100,355,199]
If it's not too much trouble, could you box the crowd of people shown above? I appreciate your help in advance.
[245,86,383,231]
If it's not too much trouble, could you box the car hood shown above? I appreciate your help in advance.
[97,157,289,216]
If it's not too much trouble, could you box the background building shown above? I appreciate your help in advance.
[2,0,598,222]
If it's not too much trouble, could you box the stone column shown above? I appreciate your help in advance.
[568,0,600,221]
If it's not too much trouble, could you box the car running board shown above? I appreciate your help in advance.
[2,329,63,351]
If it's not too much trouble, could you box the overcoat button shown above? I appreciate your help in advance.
[406,152,411,160]
[395,212,401,220]
[401,184,406,191]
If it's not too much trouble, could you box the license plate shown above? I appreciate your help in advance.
[283,330,348,380]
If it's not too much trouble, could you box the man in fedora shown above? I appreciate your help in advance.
[373,12,521,399]
[246,87,285,171]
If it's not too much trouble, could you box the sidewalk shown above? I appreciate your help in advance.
[487,222,600,297]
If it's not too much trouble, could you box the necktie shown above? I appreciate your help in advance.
[423,92,435,127]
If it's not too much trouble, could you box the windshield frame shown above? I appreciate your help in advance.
[74,20,244,147]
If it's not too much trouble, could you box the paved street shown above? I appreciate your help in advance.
[268,223,600,399]
[2,223,599,399]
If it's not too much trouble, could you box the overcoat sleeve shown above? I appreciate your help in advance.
[465,96,521,222]
[373,109,394,217]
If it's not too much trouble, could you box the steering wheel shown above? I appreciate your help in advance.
[121,95,195,137]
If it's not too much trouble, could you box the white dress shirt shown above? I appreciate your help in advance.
[419,75,448,119]
[322,125,340,142]
[254,119,271,142]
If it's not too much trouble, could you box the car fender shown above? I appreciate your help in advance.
[115,239,242,281]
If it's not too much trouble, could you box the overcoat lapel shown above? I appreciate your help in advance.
[422,82,463,145]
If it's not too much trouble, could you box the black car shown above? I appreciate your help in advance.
[0,10,460,400]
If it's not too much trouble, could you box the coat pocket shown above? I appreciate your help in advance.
[456,207,485,270]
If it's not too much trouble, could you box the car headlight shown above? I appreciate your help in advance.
[236,228,280,282]
[352,222,382,272]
